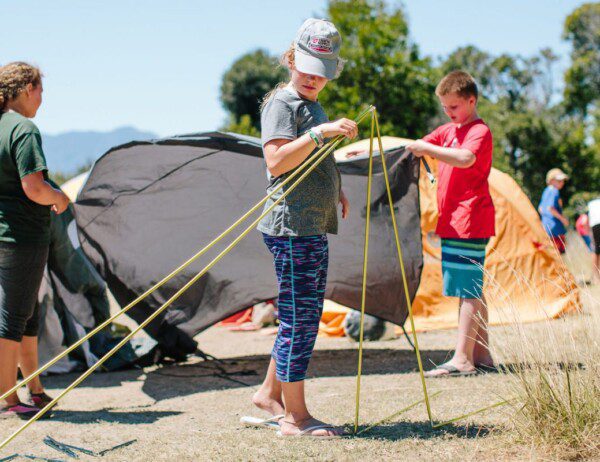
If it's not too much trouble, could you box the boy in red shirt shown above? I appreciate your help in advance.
[407,71,496,377]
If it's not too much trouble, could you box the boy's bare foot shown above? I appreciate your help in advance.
[252,390,284,417]
[279,416,344,437]
[424,359,476,377]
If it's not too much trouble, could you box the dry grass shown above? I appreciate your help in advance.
[492,299,600,460]
[487,235,600,460]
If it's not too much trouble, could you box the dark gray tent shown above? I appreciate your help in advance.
[74,132,423,359]
[38,202,146,372]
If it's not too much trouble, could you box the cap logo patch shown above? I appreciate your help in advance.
[309,36,333,54]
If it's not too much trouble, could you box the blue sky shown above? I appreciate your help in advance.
[1,0,586,137]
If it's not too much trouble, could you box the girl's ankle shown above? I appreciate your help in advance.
[1,399,20,408]
[284,412,311,424]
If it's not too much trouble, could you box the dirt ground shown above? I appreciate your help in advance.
[0,325,518,461]
[0,238,597,462]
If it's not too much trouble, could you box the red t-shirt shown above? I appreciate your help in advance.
[423,119,495,239]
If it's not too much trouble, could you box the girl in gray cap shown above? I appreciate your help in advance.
[241,19,357,438]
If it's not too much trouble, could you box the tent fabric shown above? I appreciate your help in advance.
[61,171,89,202]
[74,132,423,357]
[318,300,350,337]
[335,137,580,332]
[38,204,110,372]
[38,184,157,373]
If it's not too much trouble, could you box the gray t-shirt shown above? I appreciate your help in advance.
[257,86,341,237]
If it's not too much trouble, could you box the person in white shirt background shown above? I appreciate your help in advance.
[588,197,600,284]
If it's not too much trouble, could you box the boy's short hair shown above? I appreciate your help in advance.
[436,70,478,100]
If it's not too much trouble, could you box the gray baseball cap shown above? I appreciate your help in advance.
[294,18,344,80]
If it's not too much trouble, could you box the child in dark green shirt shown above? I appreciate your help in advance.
[0,62,70,420]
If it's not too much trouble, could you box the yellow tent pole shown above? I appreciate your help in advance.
[431,398,513,428]
[356,391,442,436]
[0,107,374,450]
[353,109,376,434]
[373,111,434,422]
[0,106,374,404]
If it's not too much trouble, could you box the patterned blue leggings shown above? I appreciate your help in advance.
[263,234,328,382]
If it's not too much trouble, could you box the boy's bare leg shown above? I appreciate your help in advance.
[18,336,44,394]
[279,380,342,436]
[252,358,284,416]
[472,296,494,367]
[426,297,479,377]
[0,338,21,407]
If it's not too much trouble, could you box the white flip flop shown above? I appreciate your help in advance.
[276,424,342,439]
[240,414,284,430]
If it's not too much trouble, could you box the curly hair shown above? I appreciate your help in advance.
[0,62,43,111]
[260,44,295,111]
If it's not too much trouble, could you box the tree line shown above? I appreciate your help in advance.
[220,0,600,217]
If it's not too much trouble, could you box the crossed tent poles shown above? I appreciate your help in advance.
[0,106,509,450]
[352,109,511,434]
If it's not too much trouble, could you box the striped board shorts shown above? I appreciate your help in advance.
[441,238,489,299]
[263,234,328,383]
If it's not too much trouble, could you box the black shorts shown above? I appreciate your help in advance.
[593,224,600,255]
[0,242,48,342]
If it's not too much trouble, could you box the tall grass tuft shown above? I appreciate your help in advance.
[484,252,600,460]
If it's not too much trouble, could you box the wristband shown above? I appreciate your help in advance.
[308,129,324,148]
[313,126,325,145]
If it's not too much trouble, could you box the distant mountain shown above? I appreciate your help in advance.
[42,126,158,174]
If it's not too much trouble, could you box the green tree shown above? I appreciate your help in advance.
[220,49,288,131]
[440,43,600,207]
[560,2,600,212]
[563,2,600,116]
[441,45,494,90]
[441,45,545,109]
[320,0,437,137]
[223,114,260,138]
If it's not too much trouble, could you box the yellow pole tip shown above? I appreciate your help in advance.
[369,106,376,112]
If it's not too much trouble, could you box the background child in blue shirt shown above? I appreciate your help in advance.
[538,168,569,254]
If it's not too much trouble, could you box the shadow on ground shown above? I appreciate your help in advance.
[352,420,493,441]
[138,347,452,401]
[46,408,180,424]
[42,348,584,405]
[42,347,451,402]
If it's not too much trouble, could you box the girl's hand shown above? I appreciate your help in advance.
[406,139,432,158]
[319,118,358,140]
[51,192,71,214]
[340,189,350,219]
